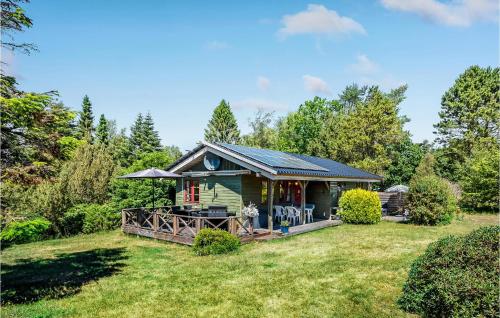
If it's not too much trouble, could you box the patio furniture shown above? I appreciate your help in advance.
[304,204,315,223]
[208,205,228,213]
[274,205,286,223]
[285,206,301,226]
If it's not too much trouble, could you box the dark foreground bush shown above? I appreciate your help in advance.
[62,203,120,235]
[407,175,457,225]
[1,218,51,246]
[398,226,500,318]
[338,188,381,224]
[193,228,240,256]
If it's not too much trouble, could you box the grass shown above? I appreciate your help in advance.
[1,214,497,318]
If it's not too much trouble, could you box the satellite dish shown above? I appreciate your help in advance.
[204,153,221,171]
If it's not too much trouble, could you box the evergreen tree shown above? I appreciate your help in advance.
[142,112,162,152]
[129,112,162,158]
[78,95,94,141]
[204,99,240,144]
[130,113,145,155]
[434,66,499,180]
[96,114,110,145]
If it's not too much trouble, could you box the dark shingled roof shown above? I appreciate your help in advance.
[216,143,382,180]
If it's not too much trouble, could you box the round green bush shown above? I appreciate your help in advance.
[407,175,457,225]
[338,189,382,224]
[398,226,499,318]
[193,228,240,256]
[0,218,51,246]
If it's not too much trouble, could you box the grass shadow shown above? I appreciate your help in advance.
[1,247,128,305]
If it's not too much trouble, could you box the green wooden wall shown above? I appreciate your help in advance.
[175,176,242,215]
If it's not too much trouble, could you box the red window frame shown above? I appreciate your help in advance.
[184,180,200,203]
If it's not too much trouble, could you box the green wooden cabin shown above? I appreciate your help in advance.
[168,142,383,230]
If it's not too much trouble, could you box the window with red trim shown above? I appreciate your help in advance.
[184,180,199,203]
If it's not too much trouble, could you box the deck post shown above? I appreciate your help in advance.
[267,179,274,233]
[153,212,159,232]
[173,215,178,236]
[121,209,126,228]
[195,218,201,234]
[300,181,308,224]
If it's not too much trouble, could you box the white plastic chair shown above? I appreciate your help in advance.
[286,206,301,225]
[274,205,285,223]
[304,204,315,223]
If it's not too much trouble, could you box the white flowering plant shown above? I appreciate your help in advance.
[242,202,259,218]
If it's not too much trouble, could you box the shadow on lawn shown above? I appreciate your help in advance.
[1,247,128,305]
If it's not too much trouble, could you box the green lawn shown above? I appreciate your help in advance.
[2,214,497,318]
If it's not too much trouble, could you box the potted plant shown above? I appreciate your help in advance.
[242,202,259,233]
[280,220,289,234]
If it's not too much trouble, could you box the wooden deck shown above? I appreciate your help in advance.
[122,207,342,245]
[122,207,267,245]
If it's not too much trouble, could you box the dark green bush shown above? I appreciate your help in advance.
[60,209,85,236]
[398,226,500,318]
[193,228,240,256]
[65,203,121,234]
[407,175,457,225]
[338,188,382,224]
[1,218,51,246]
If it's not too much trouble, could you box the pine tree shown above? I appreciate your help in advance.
[204,99,240,144]
[130,113,145,153]
[142,112,162,152]
[96,114,110,145]
[129,113,162,158]
[78,95,94,141]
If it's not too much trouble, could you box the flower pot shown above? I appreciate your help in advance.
[280,226,289,234]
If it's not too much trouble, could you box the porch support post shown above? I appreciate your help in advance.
[300,180,308,224]
[367,182,372,190]
[267,179,274,233]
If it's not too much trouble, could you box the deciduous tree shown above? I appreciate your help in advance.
[241,109,277,149]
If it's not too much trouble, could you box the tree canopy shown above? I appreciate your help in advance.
[434,65,499,180]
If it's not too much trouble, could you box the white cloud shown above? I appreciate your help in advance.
[381,0,498,27]
[205,40,230,50]
[233,98,288,111]
[303,75,332,95]
[257,76,271,91]
[359,75,406,91]
[349,54,379,75]
[347,54,403,90]
[278,4,366,38]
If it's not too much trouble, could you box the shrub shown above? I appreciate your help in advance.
[1,218,51,246]
[407,175,457,225]
[193,228,240,256]
[338,189,381,224]
[59,209,85,236]
[64,203,121,234]
[398,226,500,318]
[459,145,499,212]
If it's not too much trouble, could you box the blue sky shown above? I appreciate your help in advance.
[6,0,498,150]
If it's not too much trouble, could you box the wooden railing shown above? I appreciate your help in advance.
[121,207,255,242]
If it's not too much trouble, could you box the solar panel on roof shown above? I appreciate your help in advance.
[218,143,328,171]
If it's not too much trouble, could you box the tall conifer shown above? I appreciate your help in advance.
[204,99,240,144]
